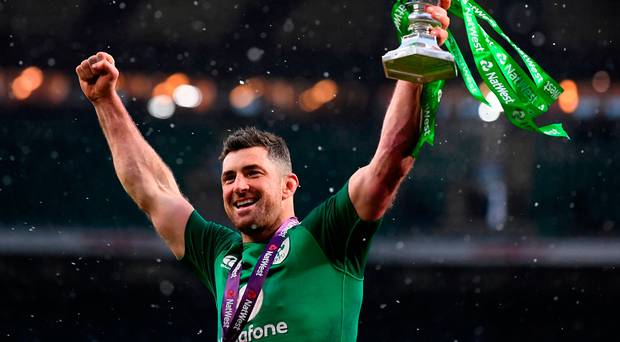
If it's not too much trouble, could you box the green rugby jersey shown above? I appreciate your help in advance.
[181,182,381,342]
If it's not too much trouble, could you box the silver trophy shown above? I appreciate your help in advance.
[382,0,457,83]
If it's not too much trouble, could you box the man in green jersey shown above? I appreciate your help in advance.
[75,1,452,340]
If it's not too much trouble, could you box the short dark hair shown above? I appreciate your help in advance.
[219,127,292,171]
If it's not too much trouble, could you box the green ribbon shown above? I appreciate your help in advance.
[391,0,569,158]
[413,79,444,156]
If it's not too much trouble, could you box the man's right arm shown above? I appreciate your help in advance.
[76,52,193,259]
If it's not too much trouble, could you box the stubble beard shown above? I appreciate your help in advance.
[233,199,280,240]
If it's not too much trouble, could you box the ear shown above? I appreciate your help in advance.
[281,173,299,200]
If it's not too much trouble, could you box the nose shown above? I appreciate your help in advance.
[232,175,250,194]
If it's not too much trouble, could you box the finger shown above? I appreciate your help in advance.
[79,59,96,80]
[75,65,87,80]
[96,51,115,65]
[87,54,103,73]
[427,5,447,18]
[440,0,451,10]
[426,6,450,30]
[431,28,449,46]
[432,11,450,30]
[91,60,119,79]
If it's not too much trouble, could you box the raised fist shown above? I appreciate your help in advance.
[75,52,119,104]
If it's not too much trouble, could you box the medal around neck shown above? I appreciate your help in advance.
[382,0,457,83]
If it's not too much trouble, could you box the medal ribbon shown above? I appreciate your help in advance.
[390,0,569,157]
[221,217,300,342]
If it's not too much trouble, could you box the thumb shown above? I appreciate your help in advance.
[91,60,118,78]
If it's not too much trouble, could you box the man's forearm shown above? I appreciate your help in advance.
[348,2,451,220]
[370,81,422,178]
[347,81,422,220]
[93,94,181,211]
[76,52,192,258]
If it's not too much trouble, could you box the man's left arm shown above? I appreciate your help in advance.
[349,0,451,221]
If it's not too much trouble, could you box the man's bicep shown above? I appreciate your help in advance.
[304,181,380,277]
[349,156,414,221]
[149,195,194,259]
[348,166,393,222]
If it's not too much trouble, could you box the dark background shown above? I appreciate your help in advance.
[1,0,619,341]
[3,256,620,341]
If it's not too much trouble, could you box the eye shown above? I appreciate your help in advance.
[247,170,262,178]
[222,175,235,184]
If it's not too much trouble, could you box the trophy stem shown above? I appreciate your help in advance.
[406,0,441,39]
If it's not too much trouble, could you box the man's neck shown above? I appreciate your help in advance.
[241,215,294,243]
[242,230,274,244]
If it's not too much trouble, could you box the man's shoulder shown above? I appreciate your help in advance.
[300,183,353,224]
[187,210,238,235]
[184,210,241,257]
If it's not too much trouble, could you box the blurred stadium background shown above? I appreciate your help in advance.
[1,0,619,341]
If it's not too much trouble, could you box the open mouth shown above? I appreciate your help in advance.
[234,198,259,209]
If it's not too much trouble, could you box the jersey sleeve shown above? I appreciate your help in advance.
[181,210,240,295]
[302,181,382,279]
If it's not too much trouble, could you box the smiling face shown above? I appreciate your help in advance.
[221,146,296,240]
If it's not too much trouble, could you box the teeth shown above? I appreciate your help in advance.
[236,199,256,208]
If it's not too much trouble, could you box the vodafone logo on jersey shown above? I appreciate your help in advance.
[228,286,289,342]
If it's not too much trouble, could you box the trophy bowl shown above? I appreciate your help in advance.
[382,0,457,83]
